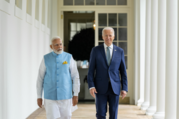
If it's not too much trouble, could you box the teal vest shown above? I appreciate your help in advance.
[43,51,72,100]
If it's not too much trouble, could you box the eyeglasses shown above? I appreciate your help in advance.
[53,44,62,47]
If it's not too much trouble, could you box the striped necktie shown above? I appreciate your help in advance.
[106,47,111,65]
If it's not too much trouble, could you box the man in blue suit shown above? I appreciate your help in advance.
[87,27,128,119]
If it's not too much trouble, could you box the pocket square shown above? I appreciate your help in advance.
[63,61,68,64]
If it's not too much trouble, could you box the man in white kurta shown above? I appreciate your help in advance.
[36,36,80,119]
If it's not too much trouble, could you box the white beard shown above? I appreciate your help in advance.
[53,48,63,54]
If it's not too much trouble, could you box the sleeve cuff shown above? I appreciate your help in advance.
[37,95,42,99]
[121,90,128,93]
[73,93,78,96]
[89,87,95,90]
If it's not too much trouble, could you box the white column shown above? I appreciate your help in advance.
[165,0,178,119]
[152,0,166,118]
[137,0,146,107]
[146,0,158,115]
[141,0,151,110]
[178,1,179,118]
[134,0,140,105]
[0,11,3,119]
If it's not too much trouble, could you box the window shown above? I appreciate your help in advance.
[85,0,95,5]
[70,20,93,41]
[64,0,127,5]
[107,0,116,5]
[96,0,105,5]
[118,0,127,5]
[64,0,73,5]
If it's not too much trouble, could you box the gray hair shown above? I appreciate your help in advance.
[51,36,63,44]
[102,27,115,36]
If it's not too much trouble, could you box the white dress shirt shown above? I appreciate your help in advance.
[104,43,113,61]
[36,53,80,99]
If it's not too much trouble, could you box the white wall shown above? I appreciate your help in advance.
[0,0,51,118]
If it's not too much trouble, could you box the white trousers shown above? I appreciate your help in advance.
[44,99,73,119]
[57,116,71,119]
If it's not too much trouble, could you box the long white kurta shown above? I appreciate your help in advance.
[36,54,80,119]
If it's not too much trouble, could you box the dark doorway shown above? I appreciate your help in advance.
[63,11,95,52]
[63,11,95,102]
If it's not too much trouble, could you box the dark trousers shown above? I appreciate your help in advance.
[95,83,120,119]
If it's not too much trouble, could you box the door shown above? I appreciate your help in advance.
[95,10,134,104]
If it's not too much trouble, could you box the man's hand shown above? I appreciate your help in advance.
[72,96,78,106]
[90,88,97,98]
[37,98,43,108]
[121,91,127,99]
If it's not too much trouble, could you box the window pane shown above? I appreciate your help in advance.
[118,14,127,26]
[85,0,94,5]
[86,11,94,13]
[98,28,103,40]
[118,28,127,40]
[118,42,127,55]
[77,23,86,31]
[70,31,77,40]
[107,0,116,5]
[98,42,104,45]
[86,22,93,28]
[64,0,73,5]
[98,14,107,26]
[118,0,127,5]
[109,14,117,26]
[73,11,86,13]
[75,0,84,5]
[71,23,76,31]
[113,42,117,46]
[113,28,117,40]
[96,0,105,5]
[125,56,127,69]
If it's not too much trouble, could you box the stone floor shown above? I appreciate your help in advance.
[27,104,152,119]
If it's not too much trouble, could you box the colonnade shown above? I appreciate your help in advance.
[134,0,179,119]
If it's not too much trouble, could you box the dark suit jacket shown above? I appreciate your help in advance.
[87,44,128,95]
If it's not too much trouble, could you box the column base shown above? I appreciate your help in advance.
[146,106,156,115]
[153,112,165,119]
[137,99,144,106]
[141,102,150,110]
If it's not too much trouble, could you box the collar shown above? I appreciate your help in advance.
[104,43,113,49]
[52,51,63,57]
